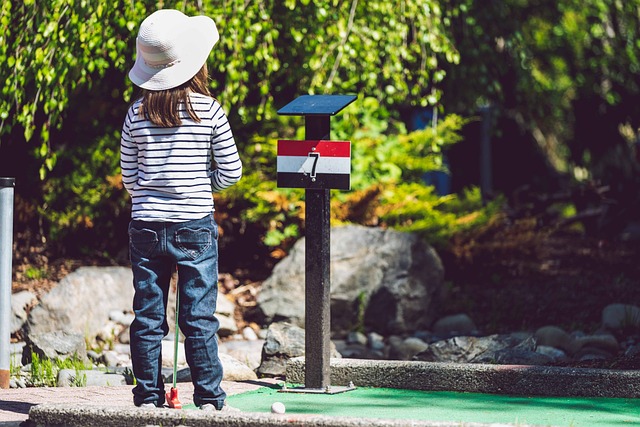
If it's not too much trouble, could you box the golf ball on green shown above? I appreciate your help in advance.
[271,401,286,414]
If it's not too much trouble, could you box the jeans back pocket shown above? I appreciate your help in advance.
[129,227,159,258]
[175,227,212,260]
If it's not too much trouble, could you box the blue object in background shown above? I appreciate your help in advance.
[410,108,451,196]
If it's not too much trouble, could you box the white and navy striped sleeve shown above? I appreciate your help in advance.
[209,100,242,192]
[120,102,139,195]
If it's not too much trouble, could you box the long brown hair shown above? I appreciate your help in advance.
[138,64,211,127]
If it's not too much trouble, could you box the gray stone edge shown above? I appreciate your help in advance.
[28,358,638,427]
[27,404,530,427]
[286,357,640,398]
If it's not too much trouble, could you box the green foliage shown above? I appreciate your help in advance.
[221,96,496,250]
[439,0,640,180]
[210,0,461,121]
[41,131,128,253]
[29,351,90,388]
[377,186,503,248]
[1,0,461,175]
[10,354,21,377]
[0,0,140,178]
[24,266,47,280]
[29,352,56,387]
[264,224,300,247]
[1,0,470,255]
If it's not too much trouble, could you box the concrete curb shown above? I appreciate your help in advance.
[285,358,640,398]
[26,359,640,426]
[28,404,530,427]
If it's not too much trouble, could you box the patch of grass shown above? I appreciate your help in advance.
[10,353,21,376]
[24,266,47,280]
[29,351,91,387]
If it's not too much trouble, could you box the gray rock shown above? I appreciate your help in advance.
[473,335,550,365]
[367,332,385,351]
[161,339,186,367]
[86,351,102,364]
[216,293,236,317]
[217,314,238,337]
[11,378,27,388]
[57,369,128,387]
[220,353,258,381]
[108,310,134,325]
[162,366,192,384]
[413,334,534,364]
[574,333,619,353]
[25,267,134,340]
[112,343,130,356]
[241,326,259,341]
[346,331,367,346]
[95,321,121,346]
[576,347,613,362]
[432,313,478,337]
[257,322,340,377]
[536,345,568,362]
[219,339,264,371]
[166,284,237,339]
[10,342,24,365]
[625,344,640,357]
[11,290,36,334]
[102,350,122,367]
[117,325,130,344]
[333,340,352,356]
[262,322,306,358]
[257,225,444,336]
[487,348,552,365]
[413,330,438,344]
[163,353,258,383]
[334,340,385,359]
[388,336,430,360]
[23,331,87,365]
[534,325,578,354]
[602,304,640,331]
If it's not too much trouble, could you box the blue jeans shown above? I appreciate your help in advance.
[128,213,226,408]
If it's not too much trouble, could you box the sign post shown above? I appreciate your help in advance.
[277,95,356,393]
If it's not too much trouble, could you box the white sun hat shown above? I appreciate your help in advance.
[129,9,219,91]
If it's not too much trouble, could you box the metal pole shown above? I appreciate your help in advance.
[0,177,15,389]
[304,116,331,390]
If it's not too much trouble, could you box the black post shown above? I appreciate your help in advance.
[304,116,331,389]
[276,95,356,394]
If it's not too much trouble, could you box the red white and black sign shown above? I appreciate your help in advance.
[277,140,351,190]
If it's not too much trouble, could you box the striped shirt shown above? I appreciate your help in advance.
[120,93,242,222]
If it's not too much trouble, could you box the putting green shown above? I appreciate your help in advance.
[225,385,640,426]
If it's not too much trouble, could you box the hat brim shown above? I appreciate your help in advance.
[129,15,219,91]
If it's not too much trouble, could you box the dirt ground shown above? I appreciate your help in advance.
[439,215,640,335]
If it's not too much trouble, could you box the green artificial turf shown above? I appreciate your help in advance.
[224,385,640,426]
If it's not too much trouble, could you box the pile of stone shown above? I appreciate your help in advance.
[9,266,262,388]
[8,225,640,389]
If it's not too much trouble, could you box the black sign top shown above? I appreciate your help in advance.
[277,95,357,116]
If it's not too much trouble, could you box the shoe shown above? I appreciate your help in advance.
[199,403,217,411]
[199,403,240,412]
[139,402,157,409]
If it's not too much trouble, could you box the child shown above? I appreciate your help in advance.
[120,9,242,410]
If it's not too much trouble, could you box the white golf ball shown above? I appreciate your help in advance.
[271,401,286,414]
